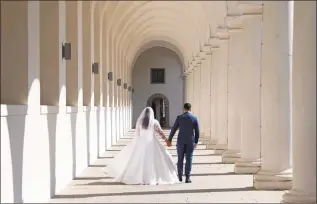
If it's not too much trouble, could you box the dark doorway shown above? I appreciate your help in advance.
[151,97,165,127]
[147,93,169,128]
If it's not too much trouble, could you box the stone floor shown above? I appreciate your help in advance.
[50,130,286,203]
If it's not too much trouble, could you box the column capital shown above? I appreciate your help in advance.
[226,14,245,27]
[180,74,187,80]
[237,1,263,15]
[184,69,193,76]
[215,26,231,38]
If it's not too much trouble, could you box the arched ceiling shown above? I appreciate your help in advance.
[96,1,231,71]
[131,38,185,71]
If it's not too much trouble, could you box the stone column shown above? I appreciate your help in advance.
[254,1,293,190]
[209,53,218,145]
[234,14,262,174]
[118,50,123,139]
[22,2,42,202]
[184,74,188,102]
[189,71,194,106]
[282,2,316,203]
[124,59,128,133]
[200,56,211,141]
[222,29,244,163]
[198,57,207,138]
[193,67,201,115]
[212,40,229,150]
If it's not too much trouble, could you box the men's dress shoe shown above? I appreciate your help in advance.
[178,176,183,182]
[185,177,192,183]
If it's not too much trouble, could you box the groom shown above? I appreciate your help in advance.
[166,103,200,183]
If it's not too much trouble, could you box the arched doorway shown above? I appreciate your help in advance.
[146,93,170,128]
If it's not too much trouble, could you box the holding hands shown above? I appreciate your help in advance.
[165,139,172,147]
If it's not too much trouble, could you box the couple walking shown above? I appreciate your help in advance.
[105,103,200,185]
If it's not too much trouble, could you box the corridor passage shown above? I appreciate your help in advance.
[50,130,285,203]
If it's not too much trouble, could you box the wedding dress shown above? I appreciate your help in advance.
[105,107,179,185]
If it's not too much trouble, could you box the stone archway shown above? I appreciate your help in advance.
[146,93,170,128]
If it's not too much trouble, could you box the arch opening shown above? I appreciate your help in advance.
[132,46,184,128]
[147,93,170,128]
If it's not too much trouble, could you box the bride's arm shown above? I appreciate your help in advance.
[154,121,167,141]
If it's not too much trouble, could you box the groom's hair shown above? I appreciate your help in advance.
[142,108,151,129]
[184,103,191,111]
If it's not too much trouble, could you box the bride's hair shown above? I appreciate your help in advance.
[142,107,151,129]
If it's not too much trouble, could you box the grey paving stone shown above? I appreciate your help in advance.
[50,132,285,203]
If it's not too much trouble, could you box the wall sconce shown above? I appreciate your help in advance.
[128,86,132,92]
[132,88,134,93]
[117,79,122,86]
[62,42,71,60]
[124,83,128,89]
[108,72,113,81]
[92,62,99,74]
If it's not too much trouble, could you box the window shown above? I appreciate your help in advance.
[151,68,165,84]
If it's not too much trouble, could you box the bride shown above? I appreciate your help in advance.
[105,107,180,185]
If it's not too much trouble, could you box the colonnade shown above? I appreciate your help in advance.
[0,1,315,203]
[1,1,132,202]
[185,2,315,203]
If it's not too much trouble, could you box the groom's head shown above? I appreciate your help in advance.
[184,103,191,112]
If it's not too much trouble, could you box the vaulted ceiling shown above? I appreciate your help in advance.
[93,1,262,71]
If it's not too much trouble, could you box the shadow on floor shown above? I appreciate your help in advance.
[171,154,224,157]
[190,172,240,176]
[106,149,122,152]
[88,164,107,167]
[192,162,224,165]
[73,177,112,180]
[98,156,115,159]
[111,144,128,147]
[76,181,125,186]
[53,186,257,199]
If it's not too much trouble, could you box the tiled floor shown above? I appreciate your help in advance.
[50,130,285,203]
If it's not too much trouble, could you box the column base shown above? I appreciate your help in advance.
[234,158,261,174]
[254,169,292,190]
[207,144,228,155]
[222,150,241,163]
[207,143,227,149]
[202,137,218,146]
[281,189,316,203]
[200,137,211,142]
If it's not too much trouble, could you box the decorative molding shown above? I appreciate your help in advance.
[216,26,230,38]
[208,36,220,46]
[219,36,230,41]
[228,27,244,33]
[237,1,263,12]
[198,51,206,57]
[226,15,244,27]
[210,45,221,52]
[242,12,263,20]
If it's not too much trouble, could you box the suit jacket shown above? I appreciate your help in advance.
[168,112,200,145]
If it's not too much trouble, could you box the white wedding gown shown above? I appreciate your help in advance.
[104,108,179,185]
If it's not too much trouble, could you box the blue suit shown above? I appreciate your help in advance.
[168,112,199,177]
